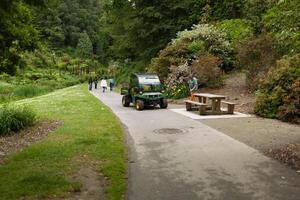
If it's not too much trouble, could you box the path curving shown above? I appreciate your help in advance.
[91,90,300,200]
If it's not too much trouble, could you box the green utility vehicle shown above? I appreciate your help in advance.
[121,73,168,110]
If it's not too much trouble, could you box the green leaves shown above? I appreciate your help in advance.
[0,0,38,75]
[76,31,93,59]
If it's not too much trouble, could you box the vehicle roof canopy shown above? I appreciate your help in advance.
[132,73,161,84]
[133,73,159,78]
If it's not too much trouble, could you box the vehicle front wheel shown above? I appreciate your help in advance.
[122,96,130,107]
[135,100,145,111]
[160,99,168,109]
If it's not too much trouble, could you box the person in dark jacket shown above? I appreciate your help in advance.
[108,78,115,92]
[94,76,98,89]
[88,76,93,91]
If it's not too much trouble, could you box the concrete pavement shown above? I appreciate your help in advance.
[91,90,300,200]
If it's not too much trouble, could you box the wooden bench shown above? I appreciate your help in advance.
[221,101,236,114]
[184,100,207,115]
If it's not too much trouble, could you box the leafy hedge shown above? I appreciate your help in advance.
[216,19,253,45]
[255,54,300,124]
[0,105,36,135]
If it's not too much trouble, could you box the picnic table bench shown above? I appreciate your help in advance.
[184,100,207,115]
[185,93,236,115]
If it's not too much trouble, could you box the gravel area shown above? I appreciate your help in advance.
[200,117,300,170]
[0,120,62,164]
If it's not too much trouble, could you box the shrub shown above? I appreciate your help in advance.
[262,0,300,55]
[187,40,205,56]
[237,34,277,90]
[0,82,15,103]
[166,84,190,99]
[0,81,15,95]
[0,105,36,135]
[148,42,189,81]
[172,23,235,71]
[216,19,253,45]
[165,62,191,99]
[191,54,223,88]
[255,54,300,124]
[149,23,235,82]
[13,84,52,98]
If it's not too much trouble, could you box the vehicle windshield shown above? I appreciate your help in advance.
[138,76,161,92]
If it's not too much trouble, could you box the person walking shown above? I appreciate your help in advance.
[94,76,98,89]
[109,78,115,92]
[189,76,198,101]
[88,76,93,91]
[100,78,108,93]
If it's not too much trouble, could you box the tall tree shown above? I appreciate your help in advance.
[105,0,248,65]
[76,31,93,58]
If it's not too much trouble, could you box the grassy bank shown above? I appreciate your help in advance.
[0,69,82,104]
[0,85,126,200]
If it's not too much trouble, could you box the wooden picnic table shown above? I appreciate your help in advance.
[185,93,236,115]
[192,93,226,113]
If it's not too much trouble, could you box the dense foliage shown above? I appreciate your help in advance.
[255,54,300,124]
[164,62,191,99]
[237,35,276,90]
[0,0,39,75]
[262,0,300,55]
[149,24,231,97]
[0,104,36,135]
[216,19,253,45]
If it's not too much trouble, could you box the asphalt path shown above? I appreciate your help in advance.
[91,89,300,200]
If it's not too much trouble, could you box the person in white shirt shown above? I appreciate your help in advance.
[100,78,108,93]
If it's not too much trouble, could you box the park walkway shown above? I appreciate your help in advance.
[91,89,300,200]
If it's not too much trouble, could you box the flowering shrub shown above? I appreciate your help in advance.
[165,62,191,99]
[172,24,235,71]
[148,23,234,98]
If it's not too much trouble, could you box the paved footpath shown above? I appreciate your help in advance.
[91,90,300,200]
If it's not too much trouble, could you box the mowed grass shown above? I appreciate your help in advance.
[0,85,126,200]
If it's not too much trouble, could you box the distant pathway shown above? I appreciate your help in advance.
[91,89,300,200]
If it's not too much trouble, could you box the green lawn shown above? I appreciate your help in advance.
[0,85,126,200]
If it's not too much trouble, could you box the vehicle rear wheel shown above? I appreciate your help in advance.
[122,96,130,107]
[135,100,145,111]
[160,98,168,109]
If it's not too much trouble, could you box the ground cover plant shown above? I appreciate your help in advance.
[0,85,126,199]
[0,105,36,135]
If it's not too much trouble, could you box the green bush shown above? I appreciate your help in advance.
[187,40,205,56]
[13,84,52,98]
[262,0,300,55]
[0,81,15,95]
[166,84,190,99]
[0,105,36,135]
[255,54,300,124]
[216,19,253,45]
[148,42,189,81]
[173,23,235,71]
